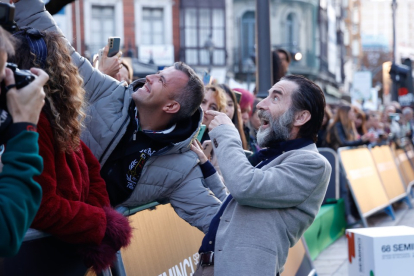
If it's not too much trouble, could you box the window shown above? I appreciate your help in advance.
[241,11,255,63]
[90,6,115,56]
[285,13,299,49]
[142,8,164,45]
[180,0,226,66]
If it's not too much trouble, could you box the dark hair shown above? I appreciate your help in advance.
[219,83,248,149]
[272,50,284,84]
[277,49,291,64]
[326,105,353,144]
[172,62,204,122]
[0,26,15,56]
[252,97,262,115]
[282,75,326,142]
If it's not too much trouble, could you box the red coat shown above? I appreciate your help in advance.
[32,113,109,245]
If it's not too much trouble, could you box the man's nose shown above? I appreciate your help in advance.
[256,98,267,110]
[146,74,153,83]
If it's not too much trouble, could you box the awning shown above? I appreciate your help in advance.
[130,58,158,78]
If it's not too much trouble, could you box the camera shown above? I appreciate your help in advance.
[0,3,36,138]
[0,63,36,137]
[1,62,36,107]
[2,63,36,89]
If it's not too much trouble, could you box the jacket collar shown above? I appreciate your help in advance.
[256,138,314,168]
[152,107,203,156]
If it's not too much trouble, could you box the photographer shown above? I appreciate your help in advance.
[0,26,49,257]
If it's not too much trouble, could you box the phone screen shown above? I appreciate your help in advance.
[234,91,242,104]
[197,125,206,141]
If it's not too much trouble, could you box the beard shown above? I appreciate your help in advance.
[256,108,296,148]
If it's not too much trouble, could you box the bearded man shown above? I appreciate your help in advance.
[193,75,332,276]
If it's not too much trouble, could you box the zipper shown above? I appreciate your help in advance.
[99,115,130,164]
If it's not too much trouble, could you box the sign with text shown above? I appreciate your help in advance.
[347,226,414,276]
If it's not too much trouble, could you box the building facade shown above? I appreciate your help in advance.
[360,0,414,62]
[342,0,363,97]
[55,0,350,89]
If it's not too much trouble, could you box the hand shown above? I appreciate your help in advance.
[5,67,48,124]
[92,55,99,68]
[98,45,122,78]
[205,110,234,131]
[190,140,209,164]
[361,132,376,143]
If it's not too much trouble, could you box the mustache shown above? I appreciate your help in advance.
[257,110,272,121]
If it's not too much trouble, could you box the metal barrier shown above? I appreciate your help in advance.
[338,146,393,227]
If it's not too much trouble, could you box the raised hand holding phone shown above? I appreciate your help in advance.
[98,44,122,78]
[190,140,209,164]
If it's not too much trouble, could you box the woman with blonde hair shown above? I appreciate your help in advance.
[218,84,248,150]
[200,84,227,142]
[353,106,367,137]
[11,28,131,273]
[326,105,374,151]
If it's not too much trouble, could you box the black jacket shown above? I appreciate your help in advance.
[327,122,368,150]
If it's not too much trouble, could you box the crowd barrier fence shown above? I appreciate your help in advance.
[338,145,413,228]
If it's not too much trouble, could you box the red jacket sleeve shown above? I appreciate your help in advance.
[32,114,107,245]
[81,141,110,208]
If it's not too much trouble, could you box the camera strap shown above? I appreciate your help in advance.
[3,84,16,92]
[0,109,12,144]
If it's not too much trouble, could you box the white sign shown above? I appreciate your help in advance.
[363,88,379,111]
[352,71,372,101]
[139,45,174,66]
[346,226,414,276]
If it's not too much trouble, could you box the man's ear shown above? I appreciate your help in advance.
[293,110,311,127]
[163,101,181,114]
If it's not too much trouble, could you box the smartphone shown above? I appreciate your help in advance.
[197,125,206,142]
[107,37,121,57]
[202,140,213,160]
[203,72,211,85]
[234,91,242,104]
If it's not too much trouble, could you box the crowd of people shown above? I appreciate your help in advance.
[2,0,409,275]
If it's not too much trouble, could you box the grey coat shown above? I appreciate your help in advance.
[14,0,227,233]
[209,125,331,275]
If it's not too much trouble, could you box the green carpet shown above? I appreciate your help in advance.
[303,199,346,260]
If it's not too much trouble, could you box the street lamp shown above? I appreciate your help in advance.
[294,52,303,61]
[204,34,215,73]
